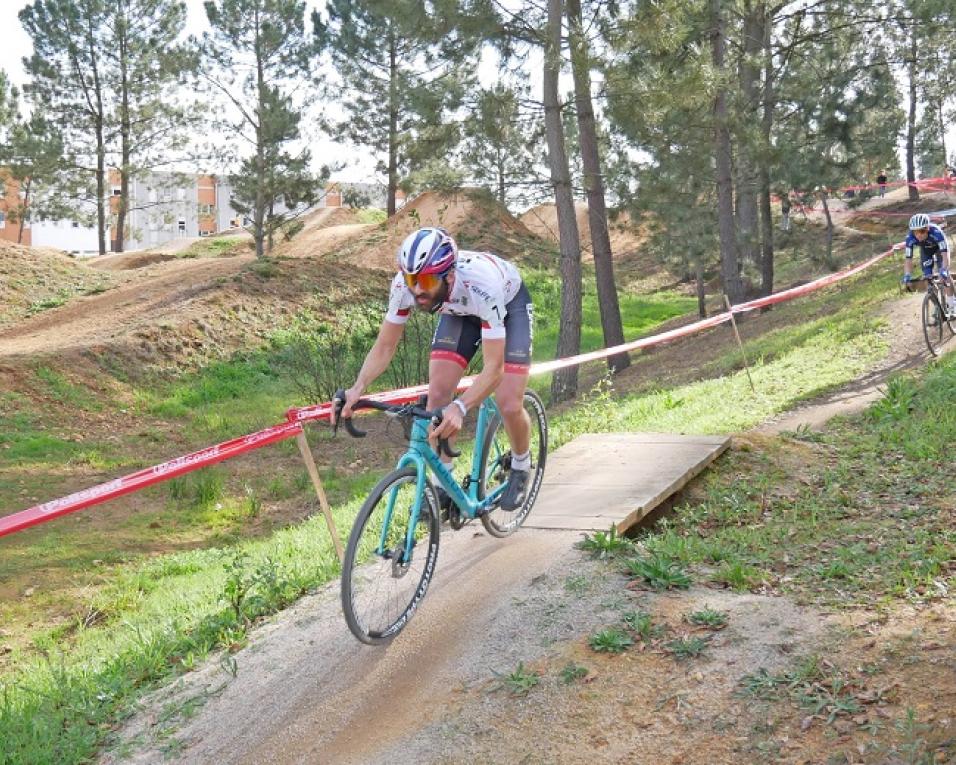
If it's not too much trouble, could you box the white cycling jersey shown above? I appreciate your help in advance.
[385,250,522,340]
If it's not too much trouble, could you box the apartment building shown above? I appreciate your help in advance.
[2,168,402,254]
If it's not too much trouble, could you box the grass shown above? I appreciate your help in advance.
[622,554,692,590]
[494,661,541,695]
[588,627,634,653]
[177,236,247,259]
[524,267,696,365]
[575,525,634,559]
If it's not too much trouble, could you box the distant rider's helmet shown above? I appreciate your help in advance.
[397,227,458,277]
[909,213,931,231]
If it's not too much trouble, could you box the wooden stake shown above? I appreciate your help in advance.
[724,295,756,394]
[295,430,344,564]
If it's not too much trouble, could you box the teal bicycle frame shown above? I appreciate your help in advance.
[379,397,506,564]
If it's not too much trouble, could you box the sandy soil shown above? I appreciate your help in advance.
[100,529,839,765]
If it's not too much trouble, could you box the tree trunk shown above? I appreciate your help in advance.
[758,4,774,297]
[497,148,506,207]
[820,192,833,263]
[938,101,947,172]
[734,1,761,275]
[696,265,707,319]
[544,0,582,404]
[116,5,130,253]
[711,0,744,306]
[567,0,628,373]
[906,48,919,201]
[85,11,107,256]
[386,30,398,217]
[253,5,266,258]
[17,178,31,245]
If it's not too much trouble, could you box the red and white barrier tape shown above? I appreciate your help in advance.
[0,242,903,539]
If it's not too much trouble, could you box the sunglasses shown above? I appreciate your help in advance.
[403,272,445,291]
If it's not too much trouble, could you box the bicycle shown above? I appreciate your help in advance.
[904,274,955,356]
[332,388,548,644]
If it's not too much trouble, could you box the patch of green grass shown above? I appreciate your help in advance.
[666,635,709,660]
[687,608,729,629]
[575,525,634,559]
[711,561,766,591]
[35,366,102,411]
[622,609,663,641]
[354,208,386,224]
[177,236,245,259]
[622,554,692,590]
[494,662,541,695]
[559,661,589,684]
[589,627,634,654]
[523,267,696,364]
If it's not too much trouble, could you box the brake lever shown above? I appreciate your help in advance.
[331,389,367,438]
[430,413,462,458]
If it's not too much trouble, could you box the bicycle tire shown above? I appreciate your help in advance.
[477,389,548,538]
[341,467,440,644]
[922,290,945,357]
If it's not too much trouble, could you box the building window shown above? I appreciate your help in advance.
[177,188,186,201]
[178,219,186,233]
[0,211,5,229]
[111,186,121,196]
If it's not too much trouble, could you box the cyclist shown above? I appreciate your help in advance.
[335,227,534,512]
[902,213,956,317]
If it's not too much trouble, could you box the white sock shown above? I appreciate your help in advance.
[511,449,531,471]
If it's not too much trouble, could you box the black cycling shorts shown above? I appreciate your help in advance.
[430,283,533,374]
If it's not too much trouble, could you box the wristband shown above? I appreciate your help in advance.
[450,399,468,417]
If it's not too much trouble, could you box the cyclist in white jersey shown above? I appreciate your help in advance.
[335,227,535,511]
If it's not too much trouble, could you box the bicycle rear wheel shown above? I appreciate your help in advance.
[341,467,440,644]
[478,389,548,538]
[922,291,945,356]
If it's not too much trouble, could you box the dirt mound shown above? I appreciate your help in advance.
[88,251,178,271]
[520,202,649,260]
[0,241,120,329]
[325,189,548,272]
[301,206,360,232]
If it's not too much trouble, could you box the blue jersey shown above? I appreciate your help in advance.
[905,224,949,260]
[905,224,950,277]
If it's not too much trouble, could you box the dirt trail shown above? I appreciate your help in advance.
[0,254,252,359]
[759,291,936,434]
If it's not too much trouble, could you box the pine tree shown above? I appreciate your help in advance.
[315,0,481,216]
[459,82,539,208]
[20,0,111,254]
[106,0,200,252]
[203,0,323,258]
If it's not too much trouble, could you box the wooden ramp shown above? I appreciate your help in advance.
[526,433,730,532]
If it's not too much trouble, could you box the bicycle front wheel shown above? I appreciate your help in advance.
[478,389,549,538]
[341,467,440,644]
[922,291,945,356]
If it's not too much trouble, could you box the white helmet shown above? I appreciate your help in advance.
[397,227,457,275]
[909,213,931,230]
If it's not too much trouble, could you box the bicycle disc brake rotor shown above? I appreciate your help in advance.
[390,544,412,578]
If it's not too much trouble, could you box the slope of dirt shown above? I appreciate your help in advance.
[0,252,389,369]
[328,189,551,272]
[0,240,121,328]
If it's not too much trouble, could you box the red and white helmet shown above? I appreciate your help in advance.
[397,227,457,275]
